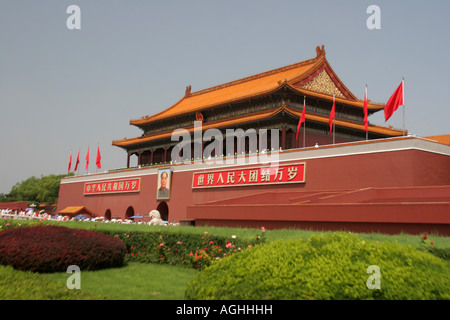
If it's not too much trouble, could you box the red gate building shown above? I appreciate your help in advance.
[57,46,450,235]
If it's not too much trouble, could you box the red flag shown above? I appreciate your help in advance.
[68,151,72,173]
[328,95,335,136]
[96,146,101,169]
[384,80,404,121]
[85,147,89,170]
[363,86,368,133]
[296,97,306,140]
[74,150,80,172]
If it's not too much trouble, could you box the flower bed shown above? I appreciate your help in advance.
[106,228,266,270]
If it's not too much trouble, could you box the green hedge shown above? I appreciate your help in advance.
[185,232,450,300]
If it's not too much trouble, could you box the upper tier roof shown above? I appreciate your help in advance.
[130,45,384,127]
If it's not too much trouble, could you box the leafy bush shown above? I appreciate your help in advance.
[185,232,450,300]
[0,225,127,273]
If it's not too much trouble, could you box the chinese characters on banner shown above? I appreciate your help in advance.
[192,163,305,189]
[84,178,141,195]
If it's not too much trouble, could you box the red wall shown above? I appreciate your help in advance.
[57,147,449,226]
[0,202,28,211]
[188,187,450,235]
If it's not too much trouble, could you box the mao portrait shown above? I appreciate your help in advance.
[157,168,171,200]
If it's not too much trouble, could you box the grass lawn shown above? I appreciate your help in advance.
[45,262,198,300]
[1,262,198,300]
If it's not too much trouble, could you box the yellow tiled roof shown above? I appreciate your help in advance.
[129,46,384,127]
[58,206,94,216]
[425,134,450,146]
[131,58,318,125]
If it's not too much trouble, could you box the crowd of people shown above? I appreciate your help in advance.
[1,208,61,221]
[1,207,172,225]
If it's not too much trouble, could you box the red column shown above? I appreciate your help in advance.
[281,126,286,150]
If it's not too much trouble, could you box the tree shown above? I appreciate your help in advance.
[1,173,74,205]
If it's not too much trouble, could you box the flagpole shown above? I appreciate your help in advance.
[303,96,306,148]
[303,118,306,148]
[402,76,405,136]
[365,84,368,141]
[333,119,335,144]
[86,145,90,175]
[68,149,72,174]
[333,94,335,145]
[96,143,99,173]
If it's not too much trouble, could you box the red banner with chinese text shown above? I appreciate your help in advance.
[192,163,305,189]
[84,178,141,195]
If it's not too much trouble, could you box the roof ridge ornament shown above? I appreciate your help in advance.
[185,85,192,97]
[278,78,289,86]
[316,45,326,57]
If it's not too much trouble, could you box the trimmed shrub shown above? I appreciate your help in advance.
[0,225,127,273]
[185,232,450,300]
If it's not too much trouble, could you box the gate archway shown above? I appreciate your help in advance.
[125,206,134,219]
[105,209,111,220]
[156,202,169,222]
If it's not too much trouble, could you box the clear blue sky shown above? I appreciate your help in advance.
[1,0,449,194]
